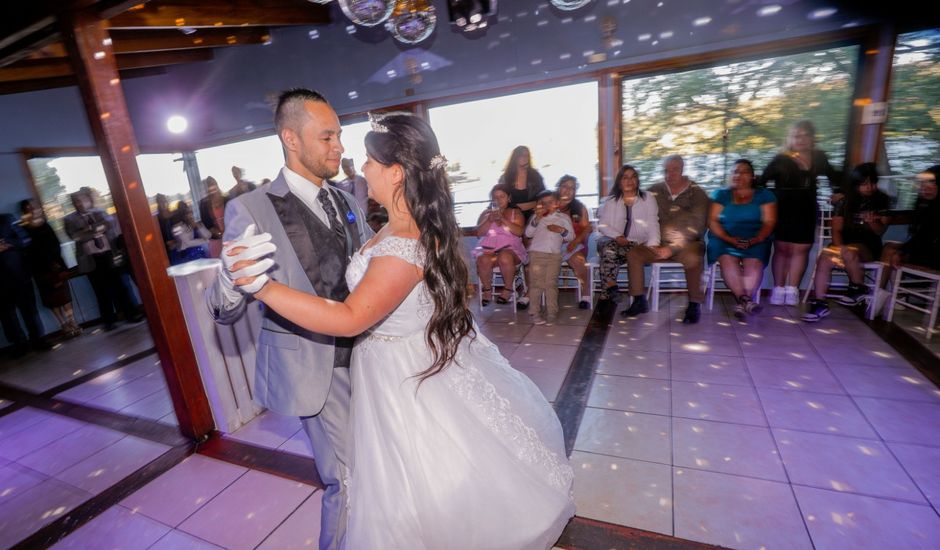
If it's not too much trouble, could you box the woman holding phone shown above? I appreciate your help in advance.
[473,184,527,305]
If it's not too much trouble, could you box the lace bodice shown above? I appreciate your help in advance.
[345,236,432,337]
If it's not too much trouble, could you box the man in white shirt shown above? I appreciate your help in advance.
[206,89,370,550]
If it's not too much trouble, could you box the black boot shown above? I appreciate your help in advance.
[682,302,701,324]
[620,295,649,317]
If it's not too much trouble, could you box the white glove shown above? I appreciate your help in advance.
[222,224,277,295]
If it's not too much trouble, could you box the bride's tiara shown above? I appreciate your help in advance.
[369,113,389,133]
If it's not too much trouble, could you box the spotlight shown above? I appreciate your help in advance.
[447,0,496,32]
[166,115,188,134]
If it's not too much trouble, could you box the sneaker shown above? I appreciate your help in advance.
[769,286,786,305]
[531,315,546,325]
[578,300,591,310]
[801,299,830,322]
[620,295,649,318]
[784,286,799,306]
[545,316,557,326]
[836,284,867,306]
[682,302,701,324]
[516,297,530,311]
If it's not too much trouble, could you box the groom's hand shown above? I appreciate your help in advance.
[222,224,276,294]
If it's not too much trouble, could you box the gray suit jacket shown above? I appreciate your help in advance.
[206,173,371,417]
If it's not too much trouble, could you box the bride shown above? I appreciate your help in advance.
[228,113,575,549]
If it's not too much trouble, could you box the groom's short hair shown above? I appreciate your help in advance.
[274,88,329,137]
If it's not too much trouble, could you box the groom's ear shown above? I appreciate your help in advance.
[281,128,298,152]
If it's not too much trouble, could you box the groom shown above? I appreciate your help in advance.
[207,88,370,550]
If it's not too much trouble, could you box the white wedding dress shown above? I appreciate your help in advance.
[343,236,575,549]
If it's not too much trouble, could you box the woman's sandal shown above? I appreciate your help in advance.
[481,287,493,306]
[495,290,512,305]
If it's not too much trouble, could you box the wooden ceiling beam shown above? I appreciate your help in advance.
[108,0,330,29]
[0,1,154,69]
[0,66,165,95]
[0,48,213,83]
[25,27,272,60]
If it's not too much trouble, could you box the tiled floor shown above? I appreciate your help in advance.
[0,321,154,394]
[572,294,940,550]
[0,407,172,547]
[3,292,940,549]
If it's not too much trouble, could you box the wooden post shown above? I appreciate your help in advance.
[59,10,213,440]
[845,23,896,169]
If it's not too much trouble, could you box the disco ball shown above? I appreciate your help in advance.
[387,6,437,45]
[549,0,592,10]
[338,0,395,27]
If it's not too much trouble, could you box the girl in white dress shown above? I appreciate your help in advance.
[231,113,575,549]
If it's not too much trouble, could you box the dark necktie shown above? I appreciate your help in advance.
[317,187,346,242]
[623,203,632,240]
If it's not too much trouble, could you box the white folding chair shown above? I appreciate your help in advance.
[477,263,526,309]
[801,259,885,320]
[559,260,592,308]
[705,262,762,312]
[886,265,940,340]
[646,261,687,312]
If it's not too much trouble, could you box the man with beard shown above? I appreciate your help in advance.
[206,88,370,550]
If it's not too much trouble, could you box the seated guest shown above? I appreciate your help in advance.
[473,184,526,305]
[556,175,594,309]
[706,159,777,320]
[626,155,709,323]
[170,202,211,264]
[367,210,389,234]
[595,165,659,312]
[154,193,176,258]
[525,191,574,325]
[881,165,940,277]
[198,176,226,257]
[802,162,890,322]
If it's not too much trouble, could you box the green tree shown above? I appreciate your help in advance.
[622,46,858,189]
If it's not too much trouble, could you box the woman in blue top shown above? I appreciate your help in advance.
[707,159,778,319]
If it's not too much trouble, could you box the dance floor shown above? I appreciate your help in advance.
[1,293,939,549]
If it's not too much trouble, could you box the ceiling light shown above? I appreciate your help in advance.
[167,115,188,134]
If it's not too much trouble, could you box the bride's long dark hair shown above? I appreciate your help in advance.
[365,113,475,381]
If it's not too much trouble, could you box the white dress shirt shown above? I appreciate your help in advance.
[282,166,344,227]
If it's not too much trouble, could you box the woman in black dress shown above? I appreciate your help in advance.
[499,145,545,223]
[759,120,843,306]
[19,200,81,337]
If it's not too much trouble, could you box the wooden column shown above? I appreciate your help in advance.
[597,72,621,199]
[845,23,896,169]
[60,11,213,440]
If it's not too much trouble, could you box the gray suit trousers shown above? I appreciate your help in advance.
[300,366,351,550]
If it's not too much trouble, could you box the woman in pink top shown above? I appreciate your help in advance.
[473,184,527,305]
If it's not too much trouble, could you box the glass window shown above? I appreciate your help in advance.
[26,153,193,266]
[194,134,283,193]
[621,45,858,193]
[429,81,600,227]
[885,28,940,209]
